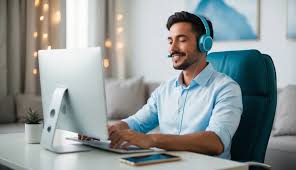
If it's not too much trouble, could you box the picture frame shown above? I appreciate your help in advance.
[186,0,260,41]
[287,0,296,39]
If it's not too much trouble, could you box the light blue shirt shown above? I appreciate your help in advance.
[123,63,243,159]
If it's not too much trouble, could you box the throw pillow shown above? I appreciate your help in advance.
[105,77,145,120]
[273,85,296,136]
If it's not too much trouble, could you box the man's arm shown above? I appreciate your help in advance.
[149,132,223,155]
[110,129,223,155]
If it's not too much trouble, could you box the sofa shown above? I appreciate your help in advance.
[0,78,295,170]
[264,85,296,170]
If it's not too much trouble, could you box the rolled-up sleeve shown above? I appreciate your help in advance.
[206,81,243,153]
[122,87,160,133]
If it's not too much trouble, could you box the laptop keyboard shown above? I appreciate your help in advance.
[66,137,153,153]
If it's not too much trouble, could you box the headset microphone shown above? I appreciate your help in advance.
[167,54,172,58]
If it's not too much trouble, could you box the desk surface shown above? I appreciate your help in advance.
[0,133,248,170]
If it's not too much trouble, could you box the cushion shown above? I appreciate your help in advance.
[273,85,296,136]
[105,77,145,120]
[0,96,16,123]
[15,94,43,122]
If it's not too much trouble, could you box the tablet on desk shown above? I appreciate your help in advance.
[119,153,181,166]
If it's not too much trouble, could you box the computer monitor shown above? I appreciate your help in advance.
[38,47,109,153]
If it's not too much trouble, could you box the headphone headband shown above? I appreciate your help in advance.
[196,15,210,37]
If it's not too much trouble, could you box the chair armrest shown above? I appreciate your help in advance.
[244,161,271,170]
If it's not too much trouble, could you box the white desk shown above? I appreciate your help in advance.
[0,133,248,170]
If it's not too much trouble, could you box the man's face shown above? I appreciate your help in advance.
[168,22,200,70]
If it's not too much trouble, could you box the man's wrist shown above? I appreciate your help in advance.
[147,134,158,148]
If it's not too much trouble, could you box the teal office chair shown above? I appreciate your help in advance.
[207,50,277,170]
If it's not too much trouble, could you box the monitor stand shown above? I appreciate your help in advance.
[40,87,91,153]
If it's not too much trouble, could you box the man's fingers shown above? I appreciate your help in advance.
[110,133,122,147]
[122,142,132,149]
[112,138,126,149]
[108,125,117,136]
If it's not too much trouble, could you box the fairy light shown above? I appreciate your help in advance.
[54,11,61,24]
[43,3,49,11]
[33,32,38,38]
[35,0,40,7]
[40,16,44,21]
[33,51,38,58]
[117,27,124,34]
[103,58,110,68]
[117,14,123,21]
[116,42,124,49]
[33,68,38,75]
[43,33,48,39]
[105,39,112,48]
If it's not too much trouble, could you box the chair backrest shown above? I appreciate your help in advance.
[207,50,277,163]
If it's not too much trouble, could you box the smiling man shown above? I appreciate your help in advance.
[108,11,243,159]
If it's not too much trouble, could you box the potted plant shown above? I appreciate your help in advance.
[24,108,43,144]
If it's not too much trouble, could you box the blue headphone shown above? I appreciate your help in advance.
[196,15,213,53]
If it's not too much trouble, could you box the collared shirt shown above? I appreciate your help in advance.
[123,63,243,159]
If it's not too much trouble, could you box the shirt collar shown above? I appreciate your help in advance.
[175,63,215,87]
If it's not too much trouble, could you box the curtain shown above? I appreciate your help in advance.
[0,0,66,97]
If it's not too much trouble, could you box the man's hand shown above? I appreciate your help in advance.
[109,129,154,149]
[108,121,129,137]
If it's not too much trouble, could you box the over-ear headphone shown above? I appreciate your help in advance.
[196,15,213,53]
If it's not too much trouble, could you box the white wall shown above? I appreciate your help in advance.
[123,0,296,87]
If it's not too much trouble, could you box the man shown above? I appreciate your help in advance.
[108,11,242,159]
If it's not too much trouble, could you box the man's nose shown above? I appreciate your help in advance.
[169,42,178,53]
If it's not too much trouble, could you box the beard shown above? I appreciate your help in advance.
[173,61,194,70]
[173,56,197,70]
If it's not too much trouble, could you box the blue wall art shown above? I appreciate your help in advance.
[186,0,260,41]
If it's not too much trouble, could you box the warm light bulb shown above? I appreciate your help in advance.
[43,3,49,11]
[55,11,61,23]
[117,27,124,34]
[47,46,51,50]
[116,42,124,49]
[33,32,38,38]
[105,40,112,48]
[33,51,38,58]
[35,0,40,7]
[103,58,110,68]
[43,33,48,39]
[40,16,44,21]
[117,14,123,21]
[33,68,38,75]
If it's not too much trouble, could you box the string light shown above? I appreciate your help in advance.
[40,16,44,21]
[33,51,38,58]
[105,39,112,48]
[33,68,38,75]
[103,58,110,68]
[53,11,61,24]
[117,14,123,21]
[43,3,49,12]
[117,27,124,34]
[33,32,38,38]
[43,33,48,39]
[35,0,40,7]
[116,42,124,49]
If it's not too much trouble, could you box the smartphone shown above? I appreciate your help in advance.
[119,153,181,166]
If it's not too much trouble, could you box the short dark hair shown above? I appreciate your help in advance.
[166,11,214,39]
